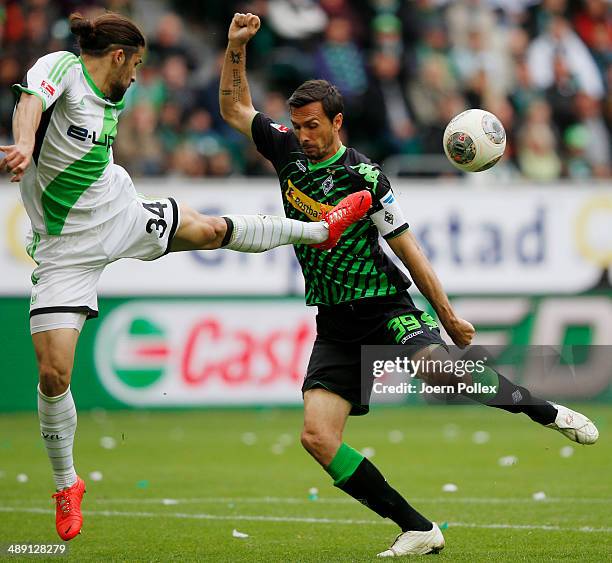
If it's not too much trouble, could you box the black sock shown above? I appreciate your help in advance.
[488,373,558,425]
[338,458,432,532]
[460,347,558,425]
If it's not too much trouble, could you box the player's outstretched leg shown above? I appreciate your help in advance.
[416,345,599,445]
[171,190,372,253]
[33,322,87,541]
[301,389,444,557]
[223,190,372,252]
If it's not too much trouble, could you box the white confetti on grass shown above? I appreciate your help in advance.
[16,473,28,483]
[89,471,103,482]
[241,432,257,446]
[162,498,179,505]
[388,430,404,443]
[232,529,249,538]
[271,444,284,455]
[472,431,490,444]
[532,491,547,501]
[100,436,117,450]
[560,446,575,458]
[498,455,518,467]
[442,483,458,493]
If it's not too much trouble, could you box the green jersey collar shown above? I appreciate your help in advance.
[308,144,346,172]
[79,57,125,109]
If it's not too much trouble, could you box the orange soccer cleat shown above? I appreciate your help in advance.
[313,190,372,250]
[52,476,86,541]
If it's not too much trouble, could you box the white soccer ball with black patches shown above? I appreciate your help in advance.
[443,109,506,172]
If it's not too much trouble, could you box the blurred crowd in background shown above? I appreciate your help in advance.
[1,0,610,180]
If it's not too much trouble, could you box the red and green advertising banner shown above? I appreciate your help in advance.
[2,294,611,412]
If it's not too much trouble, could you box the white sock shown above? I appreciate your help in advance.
[38,385,78,490]
[222,215,328,252]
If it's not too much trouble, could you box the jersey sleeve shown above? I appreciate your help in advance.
[353,163,409,239]
[251,112,296,170]
[12,51,79,111]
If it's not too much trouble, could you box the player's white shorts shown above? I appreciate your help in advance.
[27,195,180,329]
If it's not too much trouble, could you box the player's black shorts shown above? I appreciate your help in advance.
[302,291,447,416]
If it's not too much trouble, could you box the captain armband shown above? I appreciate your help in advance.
[370,189,409,239]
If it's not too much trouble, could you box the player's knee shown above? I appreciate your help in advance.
[38,361,71,396]
[300,428,320,453]
[300,427,337,460]
[198,216,227,246]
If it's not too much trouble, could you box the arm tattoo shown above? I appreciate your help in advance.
[230,51,242,64]
[220,89,232,96]
[232,68,241,102]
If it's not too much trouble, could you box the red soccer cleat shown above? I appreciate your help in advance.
[313,190,372,250]
[52,476,86,541]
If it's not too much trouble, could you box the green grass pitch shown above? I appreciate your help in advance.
[0,405,609,561]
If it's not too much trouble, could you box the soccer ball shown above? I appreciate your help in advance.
[443,109,506,172]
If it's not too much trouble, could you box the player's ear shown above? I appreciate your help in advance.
[333,113,343,132]
[113,49,125,66]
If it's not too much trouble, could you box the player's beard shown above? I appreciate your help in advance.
[108,80,129,102]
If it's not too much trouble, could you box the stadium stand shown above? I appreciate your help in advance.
[1,0,609,179]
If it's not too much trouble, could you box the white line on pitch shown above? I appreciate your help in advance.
[89,496,612,506]
[0,506,610,534]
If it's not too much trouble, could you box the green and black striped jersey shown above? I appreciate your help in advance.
[252,112,411,306]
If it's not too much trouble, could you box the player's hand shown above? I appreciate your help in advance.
[0,143,32,183]
[444,317,475,348]
[228,12,261,45]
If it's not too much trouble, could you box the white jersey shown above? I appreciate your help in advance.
[13,51,134,235]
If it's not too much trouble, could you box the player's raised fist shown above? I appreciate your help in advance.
[228,12,261,45]
[444,317,475,348]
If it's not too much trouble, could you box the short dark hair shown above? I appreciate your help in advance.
[69,12,145,57]
[288,80,344,122]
